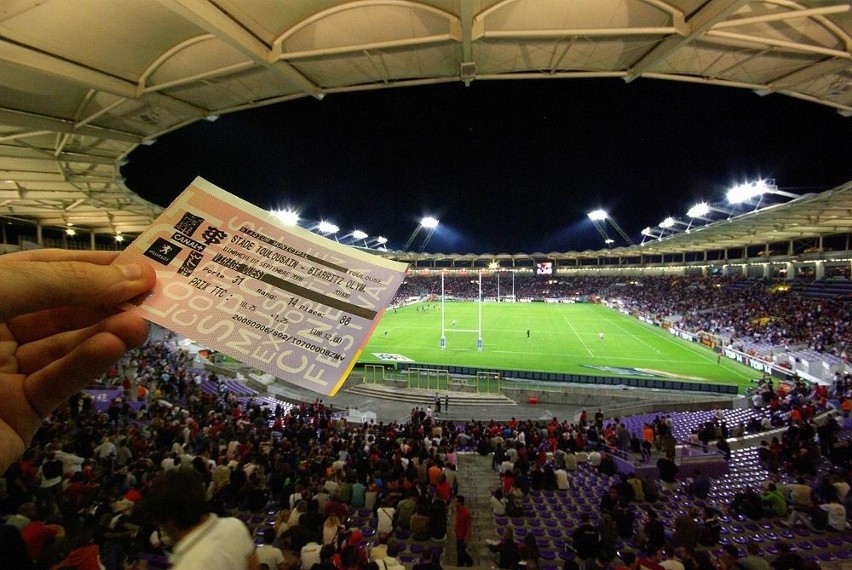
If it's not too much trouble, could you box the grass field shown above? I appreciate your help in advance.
[359,301,758,392]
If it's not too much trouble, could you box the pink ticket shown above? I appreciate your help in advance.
[113,177,408,396]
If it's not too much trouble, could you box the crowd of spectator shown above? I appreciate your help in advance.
[0,333,850,569]
[1,269,851,569]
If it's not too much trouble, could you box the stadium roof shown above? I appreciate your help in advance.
[1,0,850,253]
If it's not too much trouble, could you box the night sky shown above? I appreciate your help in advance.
[123,78,851,254]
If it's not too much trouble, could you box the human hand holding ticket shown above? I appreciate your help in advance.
[113,177,407,396]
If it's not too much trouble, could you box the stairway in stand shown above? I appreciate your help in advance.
[445,452,500,569]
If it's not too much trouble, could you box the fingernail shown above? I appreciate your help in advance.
[119,264,144,279]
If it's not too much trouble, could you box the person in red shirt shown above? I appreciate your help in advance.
[454,495,474,566]
[21,506,65,562]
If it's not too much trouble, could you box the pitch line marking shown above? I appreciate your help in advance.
[564,314,595,357]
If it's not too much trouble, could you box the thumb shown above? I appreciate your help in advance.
[0,259,155,322]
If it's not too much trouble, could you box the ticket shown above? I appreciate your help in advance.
[113,176,408,396]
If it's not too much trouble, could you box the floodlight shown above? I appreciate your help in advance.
[604,238,614,245]
[420,216,439,229]
[687,202,710,218]
[352,230,368,240]
[587,209,608,221]
[115,235,124,242]
[727,183,758,204]
[375,236,387,245]
[317,221,339,234]
[271,209,299,226]
[659,217,676,229]
[65,228,76,236]
[641,227,655,237]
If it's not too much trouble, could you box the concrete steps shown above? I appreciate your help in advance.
[344,383,517,407]
[444,452,501,568]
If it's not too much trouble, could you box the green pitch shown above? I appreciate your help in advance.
[359,301,757,392]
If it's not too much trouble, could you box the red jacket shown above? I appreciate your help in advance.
[455,505,472,540]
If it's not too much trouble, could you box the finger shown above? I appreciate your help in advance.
[22,317,149,418]
[2,248,119,265]
[0,258,155,322]
[8,306,118,344]
[14,312,149,375]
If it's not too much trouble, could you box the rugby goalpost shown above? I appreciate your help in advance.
[440,270,483,352]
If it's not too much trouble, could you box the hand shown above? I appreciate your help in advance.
[0,249,155,472]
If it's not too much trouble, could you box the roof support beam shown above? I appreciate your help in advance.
[156,0,323,99]
[625,0,751,82]
[0,108,144,144]
[712,4,850,29]
[460,0,474,63]
[706,30,852,59]
[0,39,138,98]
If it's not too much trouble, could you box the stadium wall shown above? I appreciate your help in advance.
[395,362,740,395]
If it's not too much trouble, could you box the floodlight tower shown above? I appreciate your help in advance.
[271,208,299,226]
[658,216,689,232]
[727,179,799,210]
[317,220,339,241]
[640,226,663,245]
[587,209,612,245]
[403,216,439,252]
[686,201,731,228]
[587,209,634,246]
[351,229,369,247]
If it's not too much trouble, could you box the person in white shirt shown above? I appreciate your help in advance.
[659,546,687,570]
[554,467,570,491]
[300,541,321,570]
[588,450,602,467]
[820,498,850,531]
[377,501,396,537]
[255,528,286,570]
[144,468,257,570]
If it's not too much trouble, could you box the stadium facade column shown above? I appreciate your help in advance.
[815,260,825,280]
[762,263,771,279]
[785,262,795,281]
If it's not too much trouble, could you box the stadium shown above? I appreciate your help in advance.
[0,1,851,569]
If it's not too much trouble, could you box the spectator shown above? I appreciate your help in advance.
[141,468,257,569]
[657,452,679,491]
[487,526,520,570]
[571,513,600,562]
[454,495,474,567]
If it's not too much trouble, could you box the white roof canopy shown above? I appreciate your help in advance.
[1,0,849,250]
